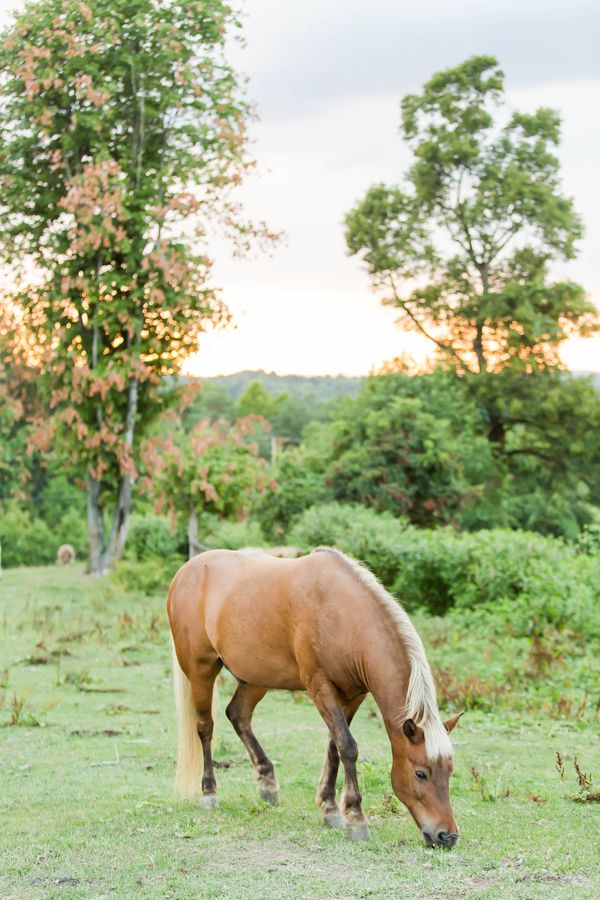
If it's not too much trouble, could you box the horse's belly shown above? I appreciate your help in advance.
[219,648,304,691]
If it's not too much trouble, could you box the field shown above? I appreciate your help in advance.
[1,565,599,899]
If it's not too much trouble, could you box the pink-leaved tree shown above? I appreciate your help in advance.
[0,0,274,572]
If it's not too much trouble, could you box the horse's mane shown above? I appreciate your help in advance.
[315,547,452,761]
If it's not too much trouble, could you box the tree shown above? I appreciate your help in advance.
[320,370,495,527]
[0,0,272,572]
[345,56,598,448]
[141,415,272,558]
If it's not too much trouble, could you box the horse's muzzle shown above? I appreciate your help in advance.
[423,829,459,849]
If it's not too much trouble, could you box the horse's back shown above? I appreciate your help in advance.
[167,548,367,692]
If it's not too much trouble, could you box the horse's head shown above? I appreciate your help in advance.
[390,712,462,848]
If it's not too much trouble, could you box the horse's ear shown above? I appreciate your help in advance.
[443,711,464,734]
[403,718,419,741]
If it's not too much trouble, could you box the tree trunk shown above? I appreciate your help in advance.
[87,473,106,575]
[103,375,139,570]
[187,502,198,560]
[488,415,506,451]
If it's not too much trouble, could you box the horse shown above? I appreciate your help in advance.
[57,544,75,565]
[167,546,462,846]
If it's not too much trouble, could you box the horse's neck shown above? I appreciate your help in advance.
[360,628,412,735]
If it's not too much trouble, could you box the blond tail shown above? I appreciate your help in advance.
[172,637,202,798]
[171,636,219,798]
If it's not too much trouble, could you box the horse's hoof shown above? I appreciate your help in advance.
[323,810,345,830]
[200,793,219,810]
[259,787,280,805]
[346,821,371,841]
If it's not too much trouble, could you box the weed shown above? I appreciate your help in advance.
[10,693,24,725]
[434,666,502,710]
[526,632,566,677]
[555,751,600,803]
[8,692,40,727]
[469,765,510,801]
[63,669,92,688]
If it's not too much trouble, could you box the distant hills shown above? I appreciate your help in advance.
[199,370,362,401]
[193,368,600,400]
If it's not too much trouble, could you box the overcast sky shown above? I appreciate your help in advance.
[2,0,599,375]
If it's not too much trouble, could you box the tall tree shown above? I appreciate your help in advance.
[0,0,272,572]
[345,56,598,447]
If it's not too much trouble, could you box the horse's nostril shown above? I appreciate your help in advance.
[437,830,458,846]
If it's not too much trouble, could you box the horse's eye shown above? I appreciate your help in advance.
[415,770,428,782]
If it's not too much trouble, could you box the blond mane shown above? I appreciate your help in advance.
[315,547,452,761]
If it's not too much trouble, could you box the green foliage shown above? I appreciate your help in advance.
[302,368,600,537]
[255,444,329,540]
[0,506,55,567]
[0,0,270,571]
[141,415,272,548]
[345,55,599,521]
[124,513,179,561]
[182,383,235,429]
[236,381,277,420]
[201,371,362,403]
[346,55,596,379]
[323,370,493,526]
[53,507,88,559]
[111,556,181,595]
[289,502,408,588]
[204,518,266,550]
[289,503,600,638]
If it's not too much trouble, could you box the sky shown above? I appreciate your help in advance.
[1,0,599,376]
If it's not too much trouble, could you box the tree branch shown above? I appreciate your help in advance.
[387,276,474,373]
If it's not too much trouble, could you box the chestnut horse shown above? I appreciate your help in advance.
[167,547,461,846]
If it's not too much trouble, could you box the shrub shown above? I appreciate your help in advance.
[288,502,407,587]
[124,514,179,561]
[0,506,56,567]
[287,504,600,638]
[111,556,182,596]
[204,519,266,550]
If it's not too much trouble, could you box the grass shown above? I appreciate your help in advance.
[1,564,599,899]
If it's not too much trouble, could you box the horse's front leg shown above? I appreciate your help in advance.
[309,676,371,841]
[316,693,366,831]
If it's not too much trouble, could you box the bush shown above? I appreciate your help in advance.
[124,513,179,561]
[0,506,56,567]
[288,504,600,638]
[111,556,182,595]
[288,502,407,587]
[204,519,266,550]
[390,529,600,637]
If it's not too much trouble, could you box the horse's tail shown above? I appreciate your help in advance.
[171,637,219,798]
[172,636,202,797]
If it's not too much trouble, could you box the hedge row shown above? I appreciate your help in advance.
[289,503,600,638]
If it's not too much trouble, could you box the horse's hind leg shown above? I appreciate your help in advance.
[316,693,366,830]
[226,684,280,804]
[190,663,221,809]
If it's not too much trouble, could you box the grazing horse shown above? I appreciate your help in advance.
[167,547,461,846]
[57,544,75,565]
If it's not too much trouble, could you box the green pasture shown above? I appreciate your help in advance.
[1,565,599,899]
